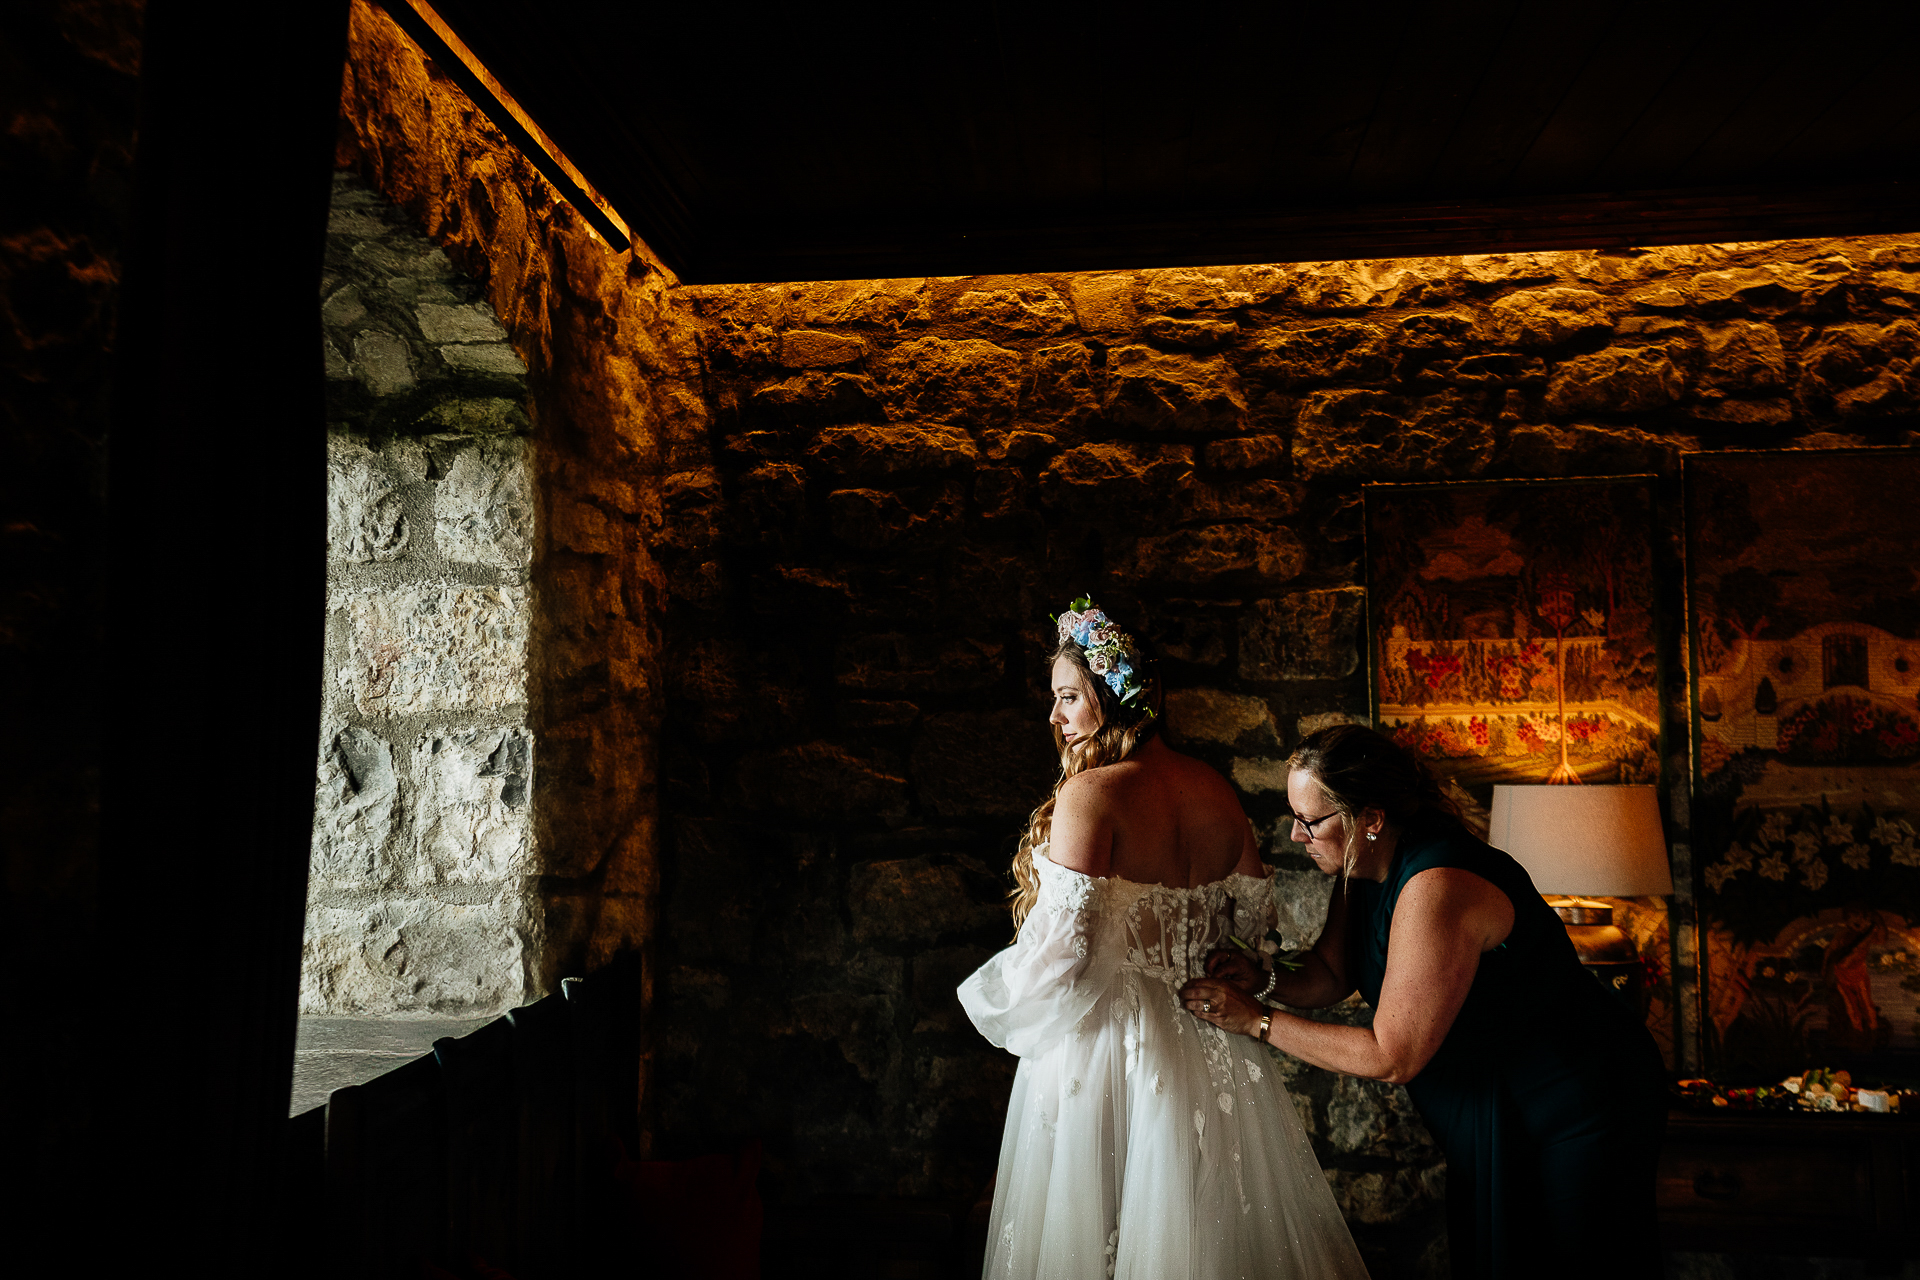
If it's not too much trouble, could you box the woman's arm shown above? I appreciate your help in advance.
[1181,866,1512,1083]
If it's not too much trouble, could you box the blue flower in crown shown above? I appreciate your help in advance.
[1053,595,1153,717]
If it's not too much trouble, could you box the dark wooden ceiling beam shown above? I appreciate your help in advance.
[686,182,1920,284]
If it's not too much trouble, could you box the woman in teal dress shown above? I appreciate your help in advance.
[1180,725,1666,1279]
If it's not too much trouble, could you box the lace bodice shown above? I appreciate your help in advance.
[961,846,1276,1057]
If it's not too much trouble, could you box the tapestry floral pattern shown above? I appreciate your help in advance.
[1687,449,1920,1078]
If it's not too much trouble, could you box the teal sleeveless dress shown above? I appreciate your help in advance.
[1346,815,1667,1279]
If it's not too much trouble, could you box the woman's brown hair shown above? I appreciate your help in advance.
[1286,723,1461,879]
[1009,637,1162,933]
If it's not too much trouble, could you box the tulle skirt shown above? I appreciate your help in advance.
[980,969,1370,1280]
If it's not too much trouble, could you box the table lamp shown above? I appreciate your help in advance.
[1487,784,1673,1012]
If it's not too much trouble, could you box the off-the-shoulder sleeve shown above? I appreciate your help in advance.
[956,857,1109,1058]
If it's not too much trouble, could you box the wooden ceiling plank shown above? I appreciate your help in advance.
[1343,0,1534,200]
[1504,0,1715,190]
[1763,51,1920,185]
[1431,0,1624,192]
[1588,11,1802,188]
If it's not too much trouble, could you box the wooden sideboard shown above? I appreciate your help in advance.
[1657,1109,1920,1258]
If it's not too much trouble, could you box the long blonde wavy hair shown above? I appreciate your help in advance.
[1009,636,1162,934]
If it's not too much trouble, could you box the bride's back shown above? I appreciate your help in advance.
[1055,735,1258,888]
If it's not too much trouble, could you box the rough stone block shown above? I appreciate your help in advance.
[1066,273,1137,332]
[1271,867,1336,949]
[779,328,867,367]
[1018,342,1101,430]
[322,284,367,327]
[779,278,931,329]
[440,343,528,376]
[849,856,1003,946]
[828,480,964,549]
[1293,389,1495,479]
[1688,257,1852,314]
[751,371,883,424]
[1326,1164,1445,1227]
[912,944,996,1031]
[1103,345,1247,432]
[1293,260,1449,310]
[1326,1073,1440,1161]
[299,893,527,1016]
[1246,323,1388,387]
[1240,588,1366,681]
[434,436,532,572]
[414,395,530,435]
[338,583,529,716]
[1038,441,1191,519]
[415,302,507,344]
[881,336,1023,423]
[785,991,896,1080]
[1127,525,1305,587]
[1795,319,1920,416]
[1142,269,1250,313]
[1142,316,1238,350]
[1546,345,1686,414]
[735,741,908,822]
[949,285,1074,336]
[1699,321,1788,394]
[1165,689,1279,751]
[411,727,532,884]
[327,435,409,562]
[835,633,1003,693]
[1498,423,1694,477]
[1484,287,1611,349]
[1172,475,1300,524]
[1202,435,1288,472]
[911,709,1058,819]
[310,724,400,887]
[806,422,978,476]
[353,330,415,395]
[1230,756,1288,794]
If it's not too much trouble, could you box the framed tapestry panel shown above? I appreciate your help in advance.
[1364,477,1663,809]
[1686,448,1920,1080]
[1365,478,1673,1062]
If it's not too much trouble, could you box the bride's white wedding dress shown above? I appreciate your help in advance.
[958,848,1369,1279]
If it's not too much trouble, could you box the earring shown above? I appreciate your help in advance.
[1366,832,1377,842]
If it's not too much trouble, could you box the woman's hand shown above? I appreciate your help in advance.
[1179,975,1265,1040]
[1204,947,1260,993]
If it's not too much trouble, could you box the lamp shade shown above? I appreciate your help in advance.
[1487,785,1673,897]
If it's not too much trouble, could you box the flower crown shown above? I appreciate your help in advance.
[1054,596,1154,717]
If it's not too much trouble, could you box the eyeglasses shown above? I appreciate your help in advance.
[1291,810,1339,839]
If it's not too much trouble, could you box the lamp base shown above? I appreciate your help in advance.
[1549,898,1648,1018]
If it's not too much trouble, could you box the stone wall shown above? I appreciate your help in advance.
[656,243,1920,1270]
[304,171,538,1017]
[331,0,712,1021]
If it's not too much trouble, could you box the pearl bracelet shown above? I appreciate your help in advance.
[1254,962,1280,1003]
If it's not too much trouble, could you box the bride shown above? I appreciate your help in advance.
[958,600,1369,1279]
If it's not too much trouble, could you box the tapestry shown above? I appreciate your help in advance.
[1364,478,1662,808]
[1365,478,1672,1064]
[1687,449,1920,1079]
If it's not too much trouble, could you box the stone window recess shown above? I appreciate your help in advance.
[303,172,537,1022]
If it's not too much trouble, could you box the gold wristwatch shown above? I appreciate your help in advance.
[1256,1012,1273,1043]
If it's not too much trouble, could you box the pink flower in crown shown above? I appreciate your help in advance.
[1087,650,1114,675]
[1088,624,1120,649]
[1056,609,1090,643]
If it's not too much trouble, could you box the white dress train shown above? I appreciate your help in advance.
[958,849,1370,1280]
